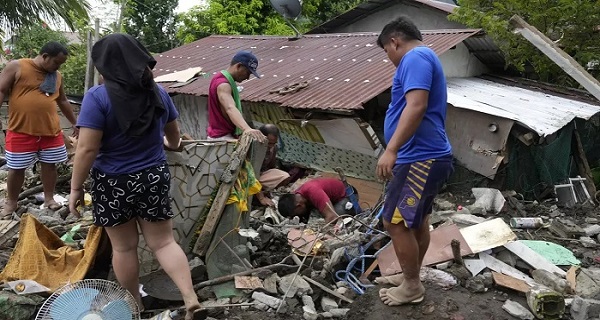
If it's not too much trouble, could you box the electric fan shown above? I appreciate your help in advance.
[36,279,140,320]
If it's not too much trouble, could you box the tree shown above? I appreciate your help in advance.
[450,0,600,86]
[7,23,88,95]
[122,0,179,53]
[175,0,362,44]
[0,0,90,41]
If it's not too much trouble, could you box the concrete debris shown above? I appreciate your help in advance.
[320,296,338,312]
[495,249,517,267]
[580,236,597,248]
[465,277,486,293]
[570,296,600,320]
[302,295,316,311]
[262,273,280,295]
[302,305,318,320]
[251,292,287,313]
[584,224,600,237]
[502,299,534,320]
[328,308,350,318]
[576,268,600,299]
[434,198,455,211]
[549,218,586,238]
[279,274,313,298]
[472,188,505,214]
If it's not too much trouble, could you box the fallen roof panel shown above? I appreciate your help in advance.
[447,77,600,136]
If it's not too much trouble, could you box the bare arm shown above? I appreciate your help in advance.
[0,61,19,108]
[321,201,340,223]
[70,127,102,189]
[163,120,181,150]
[376,89,429,180]
[216,83,266,142]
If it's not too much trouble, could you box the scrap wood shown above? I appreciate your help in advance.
[193,134,254,256]
[377,223,472,276]
[566,266,579,292]
[301,275,354,304]
[504,241,566,277]
[234,276,264,290]
[492,272,531,293]
[0,220,20,247]
[193,255,296,290]
[359,260,379,284]
[18,175,71,201]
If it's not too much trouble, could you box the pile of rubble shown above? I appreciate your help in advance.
[1,160,600,320]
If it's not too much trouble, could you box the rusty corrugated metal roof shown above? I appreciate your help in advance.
[154,30,481,110]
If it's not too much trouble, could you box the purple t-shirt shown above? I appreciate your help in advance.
[77,85,179,175]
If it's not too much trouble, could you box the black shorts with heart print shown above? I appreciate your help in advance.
[90,162,174,227]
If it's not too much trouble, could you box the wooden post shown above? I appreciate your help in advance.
[193,134,255,256]
[93,18,100,86]
[84,31,94,92]
[571,128,597,204]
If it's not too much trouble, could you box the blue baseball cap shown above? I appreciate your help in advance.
[232,50,261,78]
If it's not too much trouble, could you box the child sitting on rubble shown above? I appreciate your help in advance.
[277,177,358,223]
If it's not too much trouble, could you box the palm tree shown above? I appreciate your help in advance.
[0,0,90,37]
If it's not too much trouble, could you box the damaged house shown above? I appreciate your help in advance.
[153,0,600,201]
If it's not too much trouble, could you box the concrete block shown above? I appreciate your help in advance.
[303,305,318,320]
[502,299,534,320]
[321,312,333,318]
[252,292,287,313]
[320,296,338,312]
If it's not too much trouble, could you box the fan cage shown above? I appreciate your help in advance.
[36,279,140,320]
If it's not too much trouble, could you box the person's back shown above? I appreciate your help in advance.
[8,59,63,136]
[207,72,235,139]
[384,46,452,163]
[296,178,346,210]
[78,85,177,174]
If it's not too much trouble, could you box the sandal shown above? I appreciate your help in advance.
[379,286,425,306]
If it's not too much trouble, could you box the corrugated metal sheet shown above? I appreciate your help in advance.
[155,30,481,111]
[447,77,600,136]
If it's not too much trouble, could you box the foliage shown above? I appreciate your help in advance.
[175,0,362,44]
[7,23,87,95]
[450,0,600,86]
[0,0,90,38]
[122,0,179,53]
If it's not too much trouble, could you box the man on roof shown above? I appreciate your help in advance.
[207,50,266,143]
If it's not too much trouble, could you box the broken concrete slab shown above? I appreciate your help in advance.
[464,258,487,276]
[303,305,318,320]
[502,299,534,320]
[549,218,585,238]
[302,295,316,311]
[251,292,287,313]
[580,236,597,248]
[279,274,313,298]
[472,188,505,214]
[262,273,279,295]
[328,308,350,318]
[576,268,600,299]
[320,296,338,312]
[570,296,600,320]
[584,224,600,237]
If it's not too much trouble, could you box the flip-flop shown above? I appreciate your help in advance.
[45,202,63,211]
[379,287,425,306]
[375,274,404,286]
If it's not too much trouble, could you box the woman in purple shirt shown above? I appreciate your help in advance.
[69,34,204,319]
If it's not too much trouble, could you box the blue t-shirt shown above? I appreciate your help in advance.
[383,46,452,164]
[77,85,179,175]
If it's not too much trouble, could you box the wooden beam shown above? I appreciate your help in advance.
[571,128,596,203]
[192,134,254,256]
[509,15,600,101]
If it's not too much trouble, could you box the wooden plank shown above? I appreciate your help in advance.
[193,134,255,256]
[509,15,600,101]
[492,271,531,293]
[0,220,20,248]
[566,266,578,292]
[302,275,354,304]
[479,252,534,284]
[359,260,379,285]
[234,276,264,290]
[504,241,566,277]
[572,129,597,203]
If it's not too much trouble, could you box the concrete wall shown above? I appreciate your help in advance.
[335,2,464,33]
[440,43,489,77]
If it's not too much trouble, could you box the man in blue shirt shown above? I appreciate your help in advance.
[375,17,454,306]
